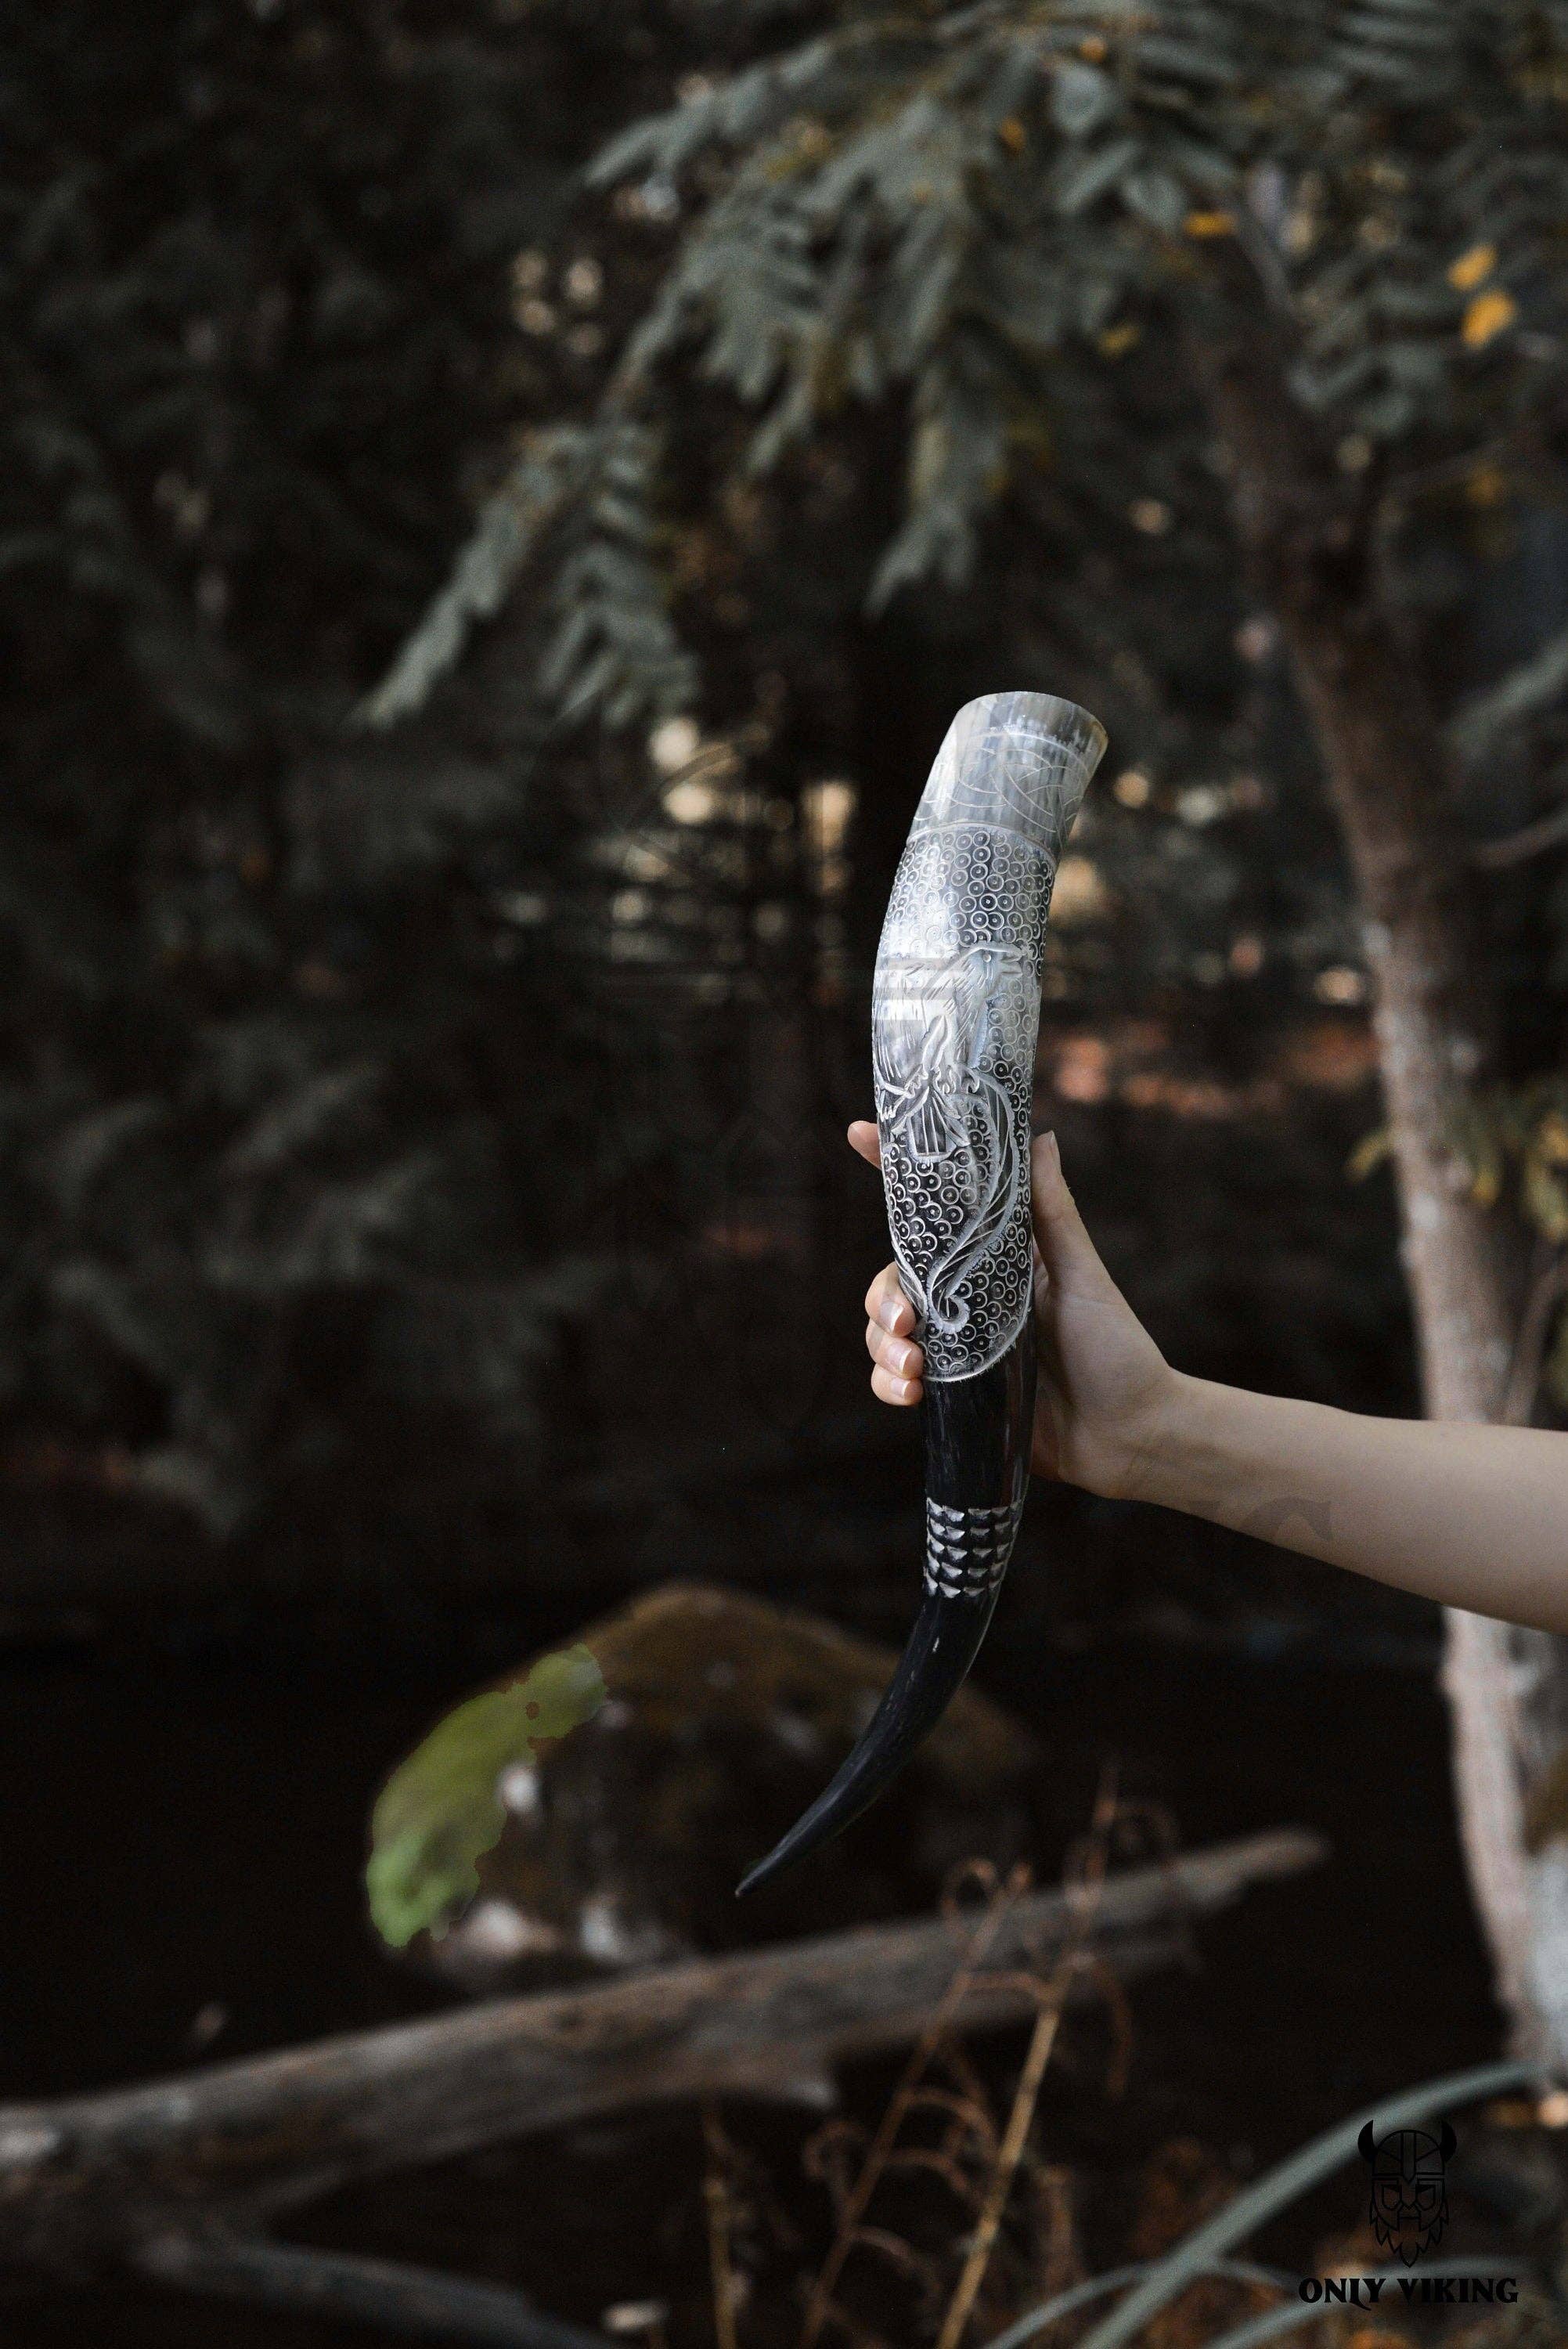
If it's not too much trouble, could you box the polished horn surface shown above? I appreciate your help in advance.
[739,692,1106,1896]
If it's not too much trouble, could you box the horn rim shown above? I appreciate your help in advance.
[736,1586,999,1898]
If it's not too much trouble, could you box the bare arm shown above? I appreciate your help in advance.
[1123,1376,1568,1630]
[852,1120,1568,1636]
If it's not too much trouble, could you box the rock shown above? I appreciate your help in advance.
[367,1582,1042,1990]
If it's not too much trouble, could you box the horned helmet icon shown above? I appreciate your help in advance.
[1357,2120,1455,2265]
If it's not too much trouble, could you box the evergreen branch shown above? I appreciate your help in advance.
[352,430,591,732]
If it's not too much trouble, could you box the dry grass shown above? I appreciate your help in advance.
[788,1768,1170,2349]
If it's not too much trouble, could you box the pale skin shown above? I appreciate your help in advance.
[852,1120,1568,1637]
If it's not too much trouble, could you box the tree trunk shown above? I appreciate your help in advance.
[1194,315,1568,2066]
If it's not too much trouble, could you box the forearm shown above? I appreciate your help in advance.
[1126,1372,1568,1633]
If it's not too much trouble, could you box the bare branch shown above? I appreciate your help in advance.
[1471,799,1568,871]
[137,2233,611,2349]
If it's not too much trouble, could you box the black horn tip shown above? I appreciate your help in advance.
[736,1586,999,1899]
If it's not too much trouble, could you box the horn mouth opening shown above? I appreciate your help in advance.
[735,1586,999,1899]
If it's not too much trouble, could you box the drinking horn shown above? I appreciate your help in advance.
[739,691,1106,1896]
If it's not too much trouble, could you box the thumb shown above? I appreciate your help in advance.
[1031,1131,1114,1297]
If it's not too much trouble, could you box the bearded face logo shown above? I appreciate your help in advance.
[1358,2120,1454,2266]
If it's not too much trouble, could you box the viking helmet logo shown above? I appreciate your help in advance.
[1357,2120,1454,2265]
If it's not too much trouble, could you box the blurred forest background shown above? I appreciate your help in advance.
[15,0,1566,1629]
[7,1,1568,2340]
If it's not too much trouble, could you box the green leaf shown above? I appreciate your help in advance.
[367,1644,607,1950]
[1524,1152,1568,1245]
[1054,135,1143,217]
[1122,166,1187,233]
[1346,1127,1392,1182]
[1051,61,1117,138]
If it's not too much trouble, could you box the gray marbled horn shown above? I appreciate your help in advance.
[739,692,1106,1897]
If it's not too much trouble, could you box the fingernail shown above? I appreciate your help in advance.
[890,1339,917,1374]
[878,1296,904,1333]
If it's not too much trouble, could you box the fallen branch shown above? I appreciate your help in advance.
[136,2233,611,2349]
[0,1828,1322,2279]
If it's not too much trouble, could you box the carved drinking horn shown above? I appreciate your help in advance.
[738,691,1106,1896]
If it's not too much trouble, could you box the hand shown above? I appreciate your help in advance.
[852,1120,1176,1500]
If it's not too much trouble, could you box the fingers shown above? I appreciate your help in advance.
[871,1356,922,1405]
[1030,1130,1118,1298]
[865,1314,924,1402]
[863,1262,922,1405]
[865,1262,914,1335]
[855,1140,919,1405]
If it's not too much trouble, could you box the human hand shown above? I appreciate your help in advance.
[852,1120,1176,1501]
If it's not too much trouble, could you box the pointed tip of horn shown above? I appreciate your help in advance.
[735,1586,1000,1898]
[735,1845,793,1901]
